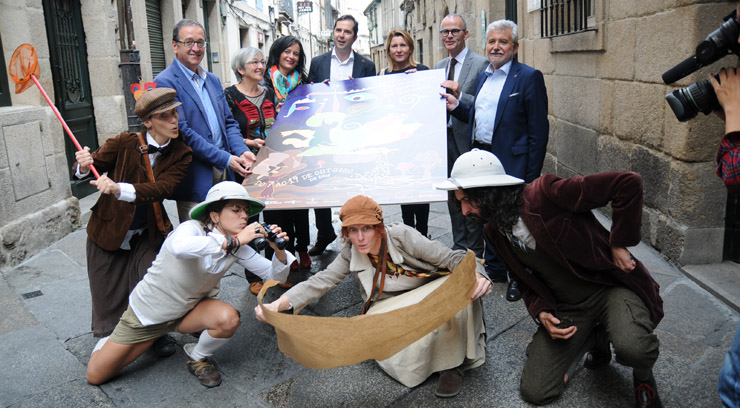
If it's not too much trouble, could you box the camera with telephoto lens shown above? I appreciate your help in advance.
[253,223,288,251]
[663,9,740,122]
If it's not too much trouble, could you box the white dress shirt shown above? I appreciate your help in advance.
[330,48,355,82]
[473,60,512,145]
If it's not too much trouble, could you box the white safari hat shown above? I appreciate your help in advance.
[435,149,524,190]
[189,181,265,221]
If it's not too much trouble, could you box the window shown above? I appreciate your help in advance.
[540,0,595,38]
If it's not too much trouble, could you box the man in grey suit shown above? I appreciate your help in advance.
[437,14,489,259]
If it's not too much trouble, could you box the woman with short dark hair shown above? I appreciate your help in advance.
[86,181,293,388]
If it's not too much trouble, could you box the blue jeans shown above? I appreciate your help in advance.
[720,322,740,407]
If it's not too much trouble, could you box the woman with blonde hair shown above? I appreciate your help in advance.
[379,29,431,236]
[381,29,429,74]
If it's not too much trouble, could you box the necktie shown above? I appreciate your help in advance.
[446,58,457,94]
[446,58,457,122]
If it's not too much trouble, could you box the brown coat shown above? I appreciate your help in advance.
[76,131,192,251]
[486,171,664,326]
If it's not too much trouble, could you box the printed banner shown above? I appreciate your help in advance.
[243,69,449,209]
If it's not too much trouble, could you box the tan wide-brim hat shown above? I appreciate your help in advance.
[135,87,182,120]
[435,149,524,190]
[339,195,384,227]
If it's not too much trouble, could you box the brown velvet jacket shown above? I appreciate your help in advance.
[486,171,664,326]
[75,131,192,251]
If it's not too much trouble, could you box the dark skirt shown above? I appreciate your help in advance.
[86,233,158,337]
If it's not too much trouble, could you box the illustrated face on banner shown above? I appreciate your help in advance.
[243,70,448,208]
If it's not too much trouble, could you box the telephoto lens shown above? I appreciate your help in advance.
[665,77,721,122]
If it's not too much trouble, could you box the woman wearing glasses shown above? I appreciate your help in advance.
[225,47,275,155]
[86,181,294,388]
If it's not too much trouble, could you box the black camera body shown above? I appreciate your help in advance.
[253,223,288,251]
[664,10,740,121]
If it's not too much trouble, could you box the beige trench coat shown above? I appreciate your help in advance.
[283,223,488,387]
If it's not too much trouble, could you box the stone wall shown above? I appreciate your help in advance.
[520,0,734,265]
[80,0,128,143]
[0,0,117,269]
[404,0,497,69]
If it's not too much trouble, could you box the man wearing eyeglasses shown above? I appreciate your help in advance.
[155,19,255,222]
[435,14,489,266]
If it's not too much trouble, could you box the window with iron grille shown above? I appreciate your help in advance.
[540,0,595,38]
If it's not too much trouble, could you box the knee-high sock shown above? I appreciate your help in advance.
[189,329,230,361]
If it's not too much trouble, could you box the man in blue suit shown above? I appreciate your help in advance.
[306,14,376,256]
[443,19,549,301]
[155,19,255,221]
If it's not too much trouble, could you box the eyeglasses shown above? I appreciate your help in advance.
[247,60,266,66]
[439,29,464,37]
[176,40,207,49]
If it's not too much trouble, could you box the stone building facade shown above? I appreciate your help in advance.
[0,0,322,269]
[365,0,735,266]
[519,0,733,265]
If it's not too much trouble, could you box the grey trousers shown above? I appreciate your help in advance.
[520,287,659,405]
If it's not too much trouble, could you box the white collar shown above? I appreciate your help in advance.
[485,59,513,76]
[331,48,355,63]
[146,132,171,148]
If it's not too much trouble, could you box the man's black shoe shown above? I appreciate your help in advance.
[308,234,337,256]
[634,371,663,408]
[506,280,521,301]
[153,334,177,357]
[584,324,611,369]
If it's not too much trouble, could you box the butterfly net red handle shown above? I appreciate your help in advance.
[9,43,100,178]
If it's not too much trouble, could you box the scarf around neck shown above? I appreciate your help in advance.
[269,65,301,102]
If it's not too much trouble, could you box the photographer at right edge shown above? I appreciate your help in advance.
[711,64,740,193]
[709,4,740,403]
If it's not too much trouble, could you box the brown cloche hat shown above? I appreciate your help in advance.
[135,87,182,120]
[339,195,384,227]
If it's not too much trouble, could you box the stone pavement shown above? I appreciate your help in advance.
[0,197,737,407]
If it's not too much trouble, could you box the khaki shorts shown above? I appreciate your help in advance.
[109,306,184,345]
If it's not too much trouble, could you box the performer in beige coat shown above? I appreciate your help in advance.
[256,195,492,398]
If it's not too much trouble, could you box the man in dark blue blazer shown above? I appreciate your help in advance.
[155,19,254,221]
[444,19,549,300]
[306,14,376,256]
